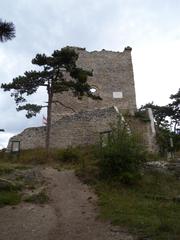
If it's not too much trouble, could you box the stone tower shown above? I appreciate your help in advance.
[8,46,157,152]
[51,46,137,122]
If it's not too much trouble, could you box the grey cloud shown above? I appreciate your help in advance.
[0,0,123,54]
[0,0,180,147]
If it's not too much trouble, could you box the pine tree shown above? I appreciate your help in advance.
[0,19,15,42]
[1,47,101,151]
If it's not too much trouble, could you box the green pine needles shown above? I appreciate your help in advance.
[1,46,101,151]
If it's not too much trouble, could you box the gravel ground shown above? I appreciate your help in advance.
[0,204,56,240]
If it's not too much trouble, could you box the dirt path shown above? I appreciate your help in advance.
[44,168,133,240]
[0,168,134,240]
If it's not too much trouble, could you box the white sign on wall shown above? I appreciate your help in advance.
[113,91,123,99]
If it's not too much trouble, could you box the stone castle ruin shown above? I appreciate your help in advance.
[7,46,156,152]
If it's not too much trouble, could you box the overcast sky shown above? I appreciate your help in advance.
[0,0,179,148]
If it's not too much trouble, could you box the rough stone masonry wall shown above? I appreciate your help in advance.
[7,107,119,150]
[50,107,118,148]
[50,108,156,151]
[52,47,137,122]
[8,107,156,152]
[7,126,46,151]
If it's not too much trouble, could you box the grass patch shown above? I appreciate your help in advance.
[0,157,45,207]
[0,163,14,175]
[0,191,21,207]
[24,191,49,204]
[1,147,82,165]
[0,146,98,170]
[0,162,31,175]
[94,170,180,240]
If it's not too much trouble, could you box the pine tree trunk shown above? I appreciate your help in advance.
[46,83,53,155]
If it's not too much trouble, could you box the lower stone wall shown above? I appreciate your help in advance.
[7,107,157,152]
[7,107,118,150]
[50,107,118,148]
[7,127,46,151]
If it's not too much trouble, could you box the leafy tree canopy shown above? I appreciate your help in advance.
[140,88,180,133]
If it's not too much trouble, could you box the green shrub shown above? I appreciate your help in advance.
[99,116,147,183]
[55,147,81,162]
